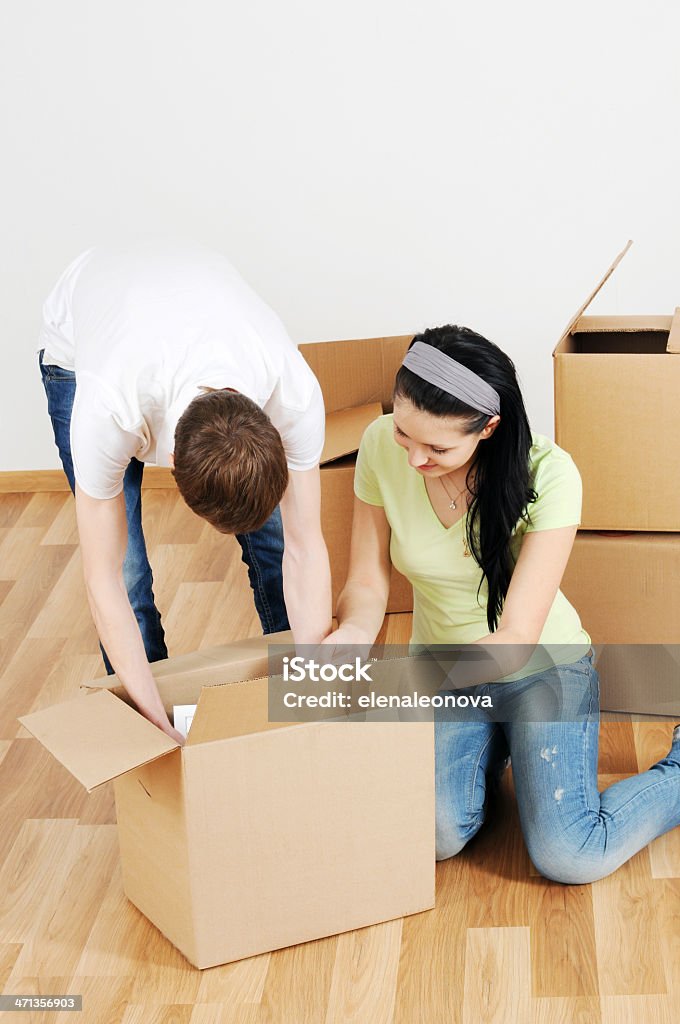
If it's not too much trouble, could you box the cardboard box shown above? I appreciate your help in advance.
[19,633,435,970]
[300,335,413,416]
[561,532,680,644]
[307,336,415,614]
[562,531,680,716]
[592,645,680,718]
[553,240,680,530]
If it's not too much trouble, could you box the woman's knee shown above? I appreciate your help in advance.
[524,831,607,885]
[435,814,483,862]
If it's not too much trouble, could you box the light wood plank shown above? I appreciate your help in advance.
[654,879,680,996]
[69,975,134,1024]
[600,995,673,1023]
[75,862,166,979]
[9,824,119,977]
[0,637,67,739]
[0,544,75,675]
[40,497,79,546]
[0,943,23,991]
[199,572,260,649]
[632,721,680,878]
[196,954,270,1005]
[122,1006,193,1024]
[162,581,225,656]
[0,527,46,580]
[592,781,668,996]
[532,997,601,1024]
[393,854,467,1024]
[0,579,15,608]
[464,770,532,929]
[462,927,531,1024]
[325,918,402,1024]
[0,491,32,524]
[15,492,69,530]
[528,883,599,998]
[0,740,90,868]
[0,818,80,942]
[596,719,637,774]
[259,936,338,1024]
[0,739,11,768]
[190,1006,261,1024]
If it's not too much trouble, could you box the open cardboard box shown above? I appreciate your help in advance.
[19,631,435,970]
[553,240,680,530]
[309,336,414,613]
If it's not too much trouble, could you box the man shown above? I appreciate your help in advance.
[39,241,332,743]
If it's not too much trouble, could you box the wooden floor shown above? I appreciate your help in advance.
[0,489,679,1024]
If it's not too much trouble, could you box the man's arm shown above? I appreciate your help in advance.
[75,484,184,743]
[278,467,333,645]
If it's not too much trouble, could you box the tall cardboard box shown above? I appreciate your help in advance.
[20,634,435,970]
[305,336,415,614]
[553,241,680,530]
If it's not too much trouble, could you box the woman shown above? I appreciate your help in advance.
[325,325,680,884]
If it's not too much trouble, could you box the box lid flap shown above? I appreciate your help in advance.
[553,240,633,354]
[19,690,179,792]
[667,307,680,353]
[82,630,295,712]
[186,677,293,745]
[320,403,383,464]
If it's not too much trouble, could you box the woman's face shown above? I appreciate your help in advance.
[392,396,499,477]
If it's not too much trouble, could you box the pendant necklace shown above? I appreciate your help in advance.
[439,474,472,557]
[439,473,467,511]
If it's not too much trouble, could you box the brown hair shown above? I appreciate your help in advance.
[172,389,288,534]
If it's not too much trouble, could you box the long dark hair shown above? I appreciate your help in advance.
[394,325,536,633]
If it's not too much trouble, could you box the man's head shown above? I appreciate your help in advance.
[172,389,288,533]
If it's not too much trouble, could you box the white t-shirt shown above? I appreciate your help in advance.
[39,243,325,499]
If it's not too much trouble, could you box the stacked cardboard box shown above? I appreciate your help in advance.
[554,241,680,714]
[300,335,414,614]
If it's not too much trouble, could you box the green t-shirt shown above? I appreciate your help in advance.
[354,414,590,669]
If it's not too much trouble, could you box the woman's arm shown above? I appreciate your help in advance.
[445,524,579,686]
[323,496,392,646]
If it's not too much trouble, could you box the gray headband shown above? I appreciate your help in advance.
[401,341,501,417]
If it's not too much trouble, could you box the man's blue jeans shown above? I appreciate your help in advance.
[39,351,289,674]
[435,651,680,883]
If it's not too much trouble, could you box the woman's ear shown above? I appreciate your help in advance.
[481,415,501,439]
[169,452,175,468]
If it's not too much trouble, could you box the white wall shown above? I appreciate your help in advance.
[2,0,679,471]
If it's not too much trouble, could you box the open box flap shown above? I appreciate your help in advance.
[667,307,680,354]
[19,689,179,792]
[553,240,633,354]
[82,630,295,712]
[185,677,292,746]
[321,403,383,464]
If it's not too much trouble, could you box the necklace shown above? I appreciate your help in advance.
[438,473,472,557]
[439,473,467,511]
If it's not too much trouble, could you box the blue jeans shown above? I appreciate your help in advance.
[39,351,289,674]
[435,651,680,883]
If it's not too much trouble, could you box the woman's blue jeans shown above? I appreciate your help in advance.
[435,650,680,883]
[39,351,289,674]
